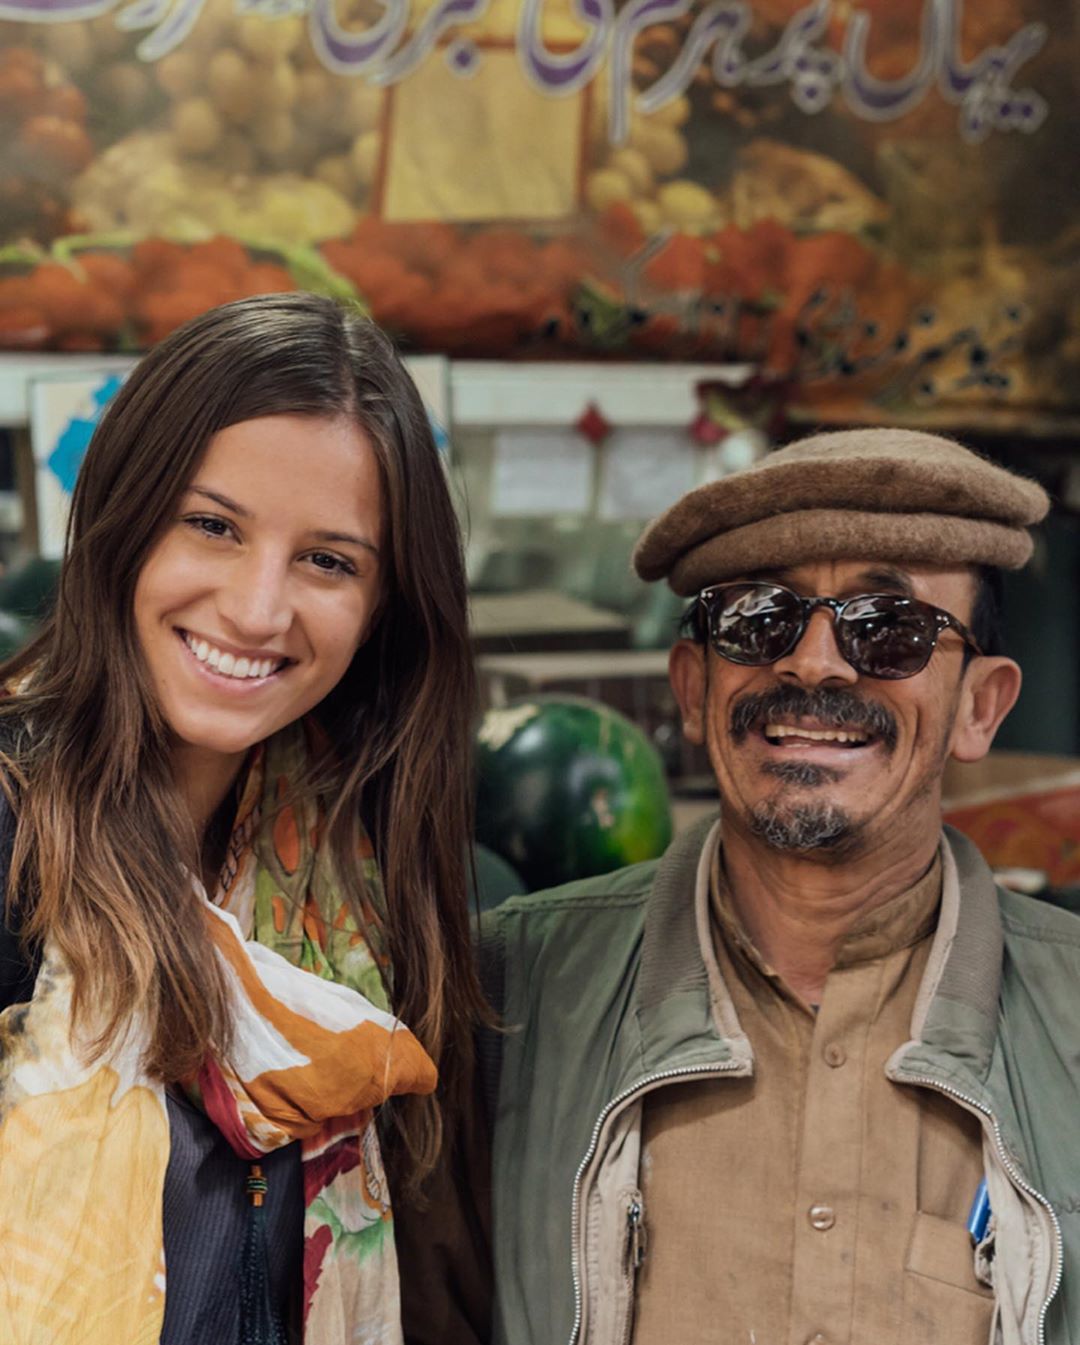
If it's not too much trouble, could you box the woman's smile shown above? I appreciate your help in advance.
[177,628,291,684]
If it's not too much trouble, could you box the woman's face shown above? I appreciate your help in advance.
[134,413,384,774]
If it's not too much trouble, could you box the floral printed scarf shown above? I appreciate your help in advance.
[0,720,436,1344]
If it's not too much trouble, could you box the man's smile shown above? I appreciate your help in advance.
[762,721,874,748]
[753,718,882,779]
[730,686,899,761]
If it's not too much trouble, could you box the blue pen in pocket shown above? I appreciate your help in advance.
[967,1178,992,1244]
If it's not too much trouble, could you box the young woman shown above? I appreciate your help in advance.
[0,292,485,1345]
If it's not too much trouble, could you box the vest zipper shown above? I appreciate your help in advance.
[625,1196,647,1275]
[568,1061,742,1345]
[618,1194,647,1345]
[897,1071,1063,1345]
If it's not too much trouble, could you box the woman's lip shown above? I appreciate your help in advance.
[176,627,290,664]
[174,629,287,687]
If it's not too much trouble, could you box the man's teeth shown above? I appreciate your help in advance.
[183,633,278,680]
[764,724,869,745]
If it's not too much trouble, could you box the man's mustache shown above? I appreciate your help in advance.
[729,685,899,752]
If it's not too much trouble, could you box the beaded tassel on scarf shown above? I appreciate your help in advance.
[239,1163,287,1345]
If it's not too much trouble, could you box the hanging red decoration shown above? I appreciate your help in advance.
[575,401,614,446]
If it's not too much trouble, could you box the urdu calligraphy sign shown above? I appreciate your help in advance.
[0,0,1050,145]
[0,0,1074,426]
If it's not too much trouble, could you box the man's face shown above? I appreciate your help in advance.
[670,559,1014,861]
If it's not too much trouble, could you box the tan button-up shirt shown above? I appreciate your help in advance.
[632,853,993,1345]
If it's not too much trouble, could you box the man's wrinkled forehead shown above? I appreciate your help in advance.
[744,562,915,597]
[738,559,979,606]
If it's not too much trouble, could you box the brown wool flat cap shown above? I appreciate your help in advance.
[633,428,1050,595]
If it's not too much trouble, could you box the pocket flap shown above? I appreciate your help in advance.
[906,1210,992,1296]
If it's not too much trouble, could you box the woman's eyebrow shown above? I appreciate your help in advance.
[311,529,379,556]
[187,486,250,516]
[187,486,379,557]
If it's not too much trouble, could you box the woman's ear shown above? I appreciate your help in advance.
[949,657,1023,764]
[669,639,708,746]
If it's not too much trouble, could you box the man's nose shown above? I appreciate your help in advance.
[771,608,859,687]
[216,552,292,641]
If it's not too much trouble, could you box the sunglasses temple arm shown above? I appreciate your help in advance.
[946,613,984,658]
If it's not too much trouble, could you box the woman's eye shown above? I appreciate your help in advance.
[308,551,357,576]
[184,514,232,539]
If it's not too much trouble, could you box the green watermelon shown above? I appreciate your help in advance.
[475,695,673,892]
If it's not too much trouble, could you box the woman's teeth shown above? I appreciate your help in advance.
[183,633,278,680]
[764,724,869,745]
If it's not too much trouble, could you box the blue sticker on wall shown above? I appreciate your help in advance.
[429,409,450,457]
[45,375,125,493]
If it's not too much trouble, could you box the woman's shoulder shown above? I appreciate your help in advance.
[0,700,34,792]
[0,710,19,854]
[0,707,30,977]
[0,699,30,762]
[0,768,35,1010]
[0,711,24,830]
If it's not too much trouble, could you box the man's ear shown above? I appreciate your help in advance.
[669,639,708,746]
[949,657,1023,763]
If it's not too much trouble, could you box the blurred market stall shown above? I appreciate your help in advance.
[0,0,1075,427]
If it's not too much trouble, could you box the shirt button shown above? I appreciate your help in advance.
[823,1042,847,1068]
[808,1204,836,1231]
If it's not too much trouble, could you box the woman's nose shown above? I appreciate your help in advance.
[216,551,292,641]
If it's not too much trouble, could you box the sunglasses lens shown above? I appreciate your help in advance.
[837,596,938,678]
[708,585,802,665]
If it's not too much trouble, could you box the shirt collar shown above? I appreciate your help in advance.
[710,848,943,984]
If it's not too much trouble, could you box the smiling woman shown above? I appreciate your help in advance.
[0,294,484,1345]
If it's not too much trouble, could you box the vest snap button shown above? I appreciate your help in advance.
[808,1203,836,1231]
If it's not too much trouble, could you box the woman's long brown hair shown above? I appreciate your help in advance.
[0,293,484,1179]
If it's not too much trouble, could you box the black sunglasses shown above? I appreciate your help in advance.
[695,582,983,680]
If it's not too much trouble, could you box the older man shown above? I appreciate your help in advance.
[400,428,1080,1345]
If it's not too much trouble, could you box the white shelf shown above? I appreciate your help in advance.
[449,360,753,428]
[0,353,752,430]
